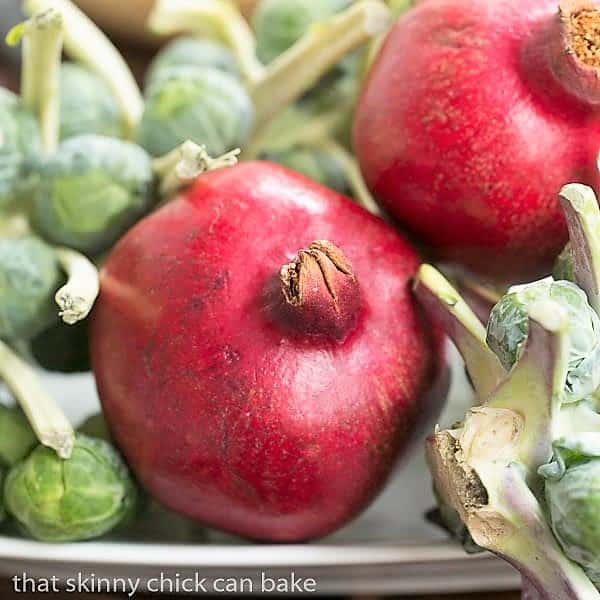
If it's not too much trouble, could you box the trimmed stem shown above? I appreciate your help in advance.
[414,264,505,401]
[558,183,600,313]
[250,0,390,131]
[311,138,382,216]
[147,0,265,86]
[153,141,240,197]
[9,9,64,156]
[53,247,100,325]
[0,339,74,458]
[23,0,143,139]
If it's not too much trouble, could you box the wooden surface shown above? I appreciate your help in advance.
[0,578,520,598]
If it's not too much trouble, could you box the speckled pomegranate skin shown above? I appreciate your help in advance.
[354,0,600,281]
[90,162,444,541]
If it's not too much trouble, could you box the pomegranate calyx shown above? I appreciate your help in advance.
[279,240,361,341]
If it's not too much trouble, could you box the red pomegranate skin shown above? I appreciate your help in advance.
[354,0,600,281]
[90,162,444,541]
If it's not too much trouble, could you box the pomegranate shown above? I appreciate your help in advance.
[90,162,445,541]
[354,0,600,281]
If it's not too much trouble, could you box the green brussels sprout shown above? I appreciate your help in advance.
[30,319,90,373]
[262,145,348,192]
[486,279,600,401]
[0,88,41,209]
[253,0,350,64]
[30,135,154,254]
[554,243,575,282]
[0,404,37,467]
[145,37,238,89]
[0,467,5,523]
[137,67,253,158]
[0,235,63,340]
[59,63,122,141]
[4,433,138,542]
[540,435,600,585]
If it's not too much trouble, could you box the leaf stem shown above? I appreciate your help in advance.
[250,0,389,132]
[8,9,64,156]
[23,0,144,139]
[53,247,100,325]
[0,339,74,458]
[147,0,265,86]
[558,183,600,314]
[153,141,240,197]
[414,265,505,401]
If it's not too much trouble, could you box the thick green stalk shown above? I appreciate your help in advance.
[414,265,505,401]
[250,0,390,132]
[0,339,74,459]
[427,302,598,599]
[23,0,143,139]
[8,9,64,155]
[147,0,265,86]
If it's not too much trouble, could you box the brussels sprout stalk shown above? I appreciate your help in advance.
[250,0,390,132]
[426,296,599,599]
[7,9,64,156]
[152,141,240,197]
[414,265,505,401]
[0,339,74,459]
[23,0,143,139]
[53,247,99,324]
[311,138,381,215]
[147,0,265,86]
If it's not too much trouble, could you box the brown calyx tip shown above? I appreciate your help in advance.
[563,3,600,67]
[280,240,354,307]
[279,240,361,341]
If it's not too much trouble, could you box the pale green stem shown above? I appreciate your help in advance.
[250,0,390,132]
[558,183,600,314]
[153,141,240,197]
[23,0,144,139]
[312,138,382,216]
[8,9,64,156]
[414,264,505,401]
[0,339,74,458]
[243,107,345,160]
[147,0,265,86]
[53,247,99,325]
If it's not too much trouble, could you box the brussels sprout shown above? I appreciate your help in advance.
[30,319,90,373]
[145,37,239,89]
[59,63,122,141]
[486,279,600,401]
[30,135,154,254]
[0,89,41,209]
[554,243,575,282]
[253,0,350,64]
[0,404,37,467]
[540,435,600,584]
[4,434,138,542]
[0,235,63,340]
[262,145,347,192]
[137,67,253,158]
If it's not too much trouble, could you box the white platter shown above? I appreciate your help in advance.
[0,348,521,595]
